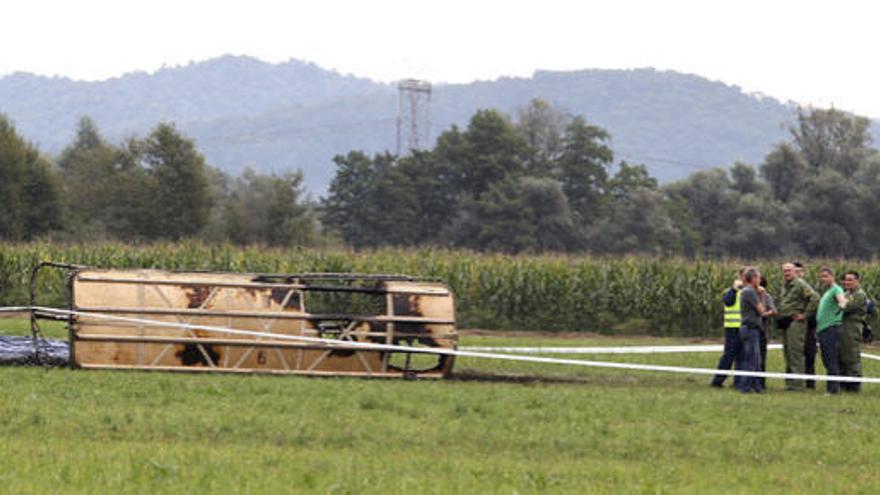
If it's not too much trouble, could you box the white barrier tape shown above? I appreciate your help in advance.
[0,307,32,314]
[461,344,785,354]
[463,344,880,366]
[25,306,880,385]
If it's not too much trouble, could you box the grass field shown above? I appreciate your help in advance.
[2,319,880,493]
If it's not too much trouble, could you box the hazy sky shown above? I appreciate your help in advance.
[3,0,878,117]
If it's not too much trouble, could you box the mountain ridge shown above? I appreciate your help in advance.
[2,54,875,193]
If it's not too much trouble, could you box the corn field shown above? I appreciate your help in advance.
[2,242,878,336]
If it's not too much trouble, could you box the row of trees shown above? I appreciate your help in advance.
[2,102,878,258]
[323,101,879,257]
[0,115,318,245]
[0,118,63,240]
[667,108,878,258]
[323,101,660,253]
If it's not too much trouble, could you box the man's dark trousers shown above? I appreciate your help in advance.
[758,329,768,388]
[738,326,762,393]
[805,321,818,389]
[818,325,842,394]
[711,328,742,387]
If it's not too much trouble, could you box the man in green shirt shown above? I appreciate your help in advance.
[840,271,867,393]
[776,262,819,391]
[816,267,847,394]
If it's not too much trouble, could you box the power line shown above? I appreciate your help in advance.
[188,114,732,175]
[192,117,396,143]
[615,150,719,173]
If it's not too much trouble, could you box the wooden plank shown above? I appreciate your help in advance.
[74,306,455,324]
[75,333,398,349]
[77,363,445,378]
[76,275,450,296]
[76,275,301,290]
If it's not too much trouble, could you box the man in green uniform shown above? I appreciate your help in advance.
[776,262,819,391]
[794,261,820,389]
[816,267,847,394]
[840,271,867,393]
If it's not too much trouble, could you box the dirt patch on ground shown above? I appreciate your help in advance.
[450,369,602,386]
[449,369,701,389]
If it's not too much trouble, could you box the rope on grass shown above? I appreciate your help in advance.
[18,306,880,385]
[462,344,880,364]
[460,344,785,354]
[0,307,32,314]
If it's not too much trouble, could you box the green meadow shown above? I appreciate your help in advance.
[2,318,879,494]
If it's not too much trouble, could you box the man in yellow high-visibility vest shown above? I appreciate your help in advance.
[711,268,746,388]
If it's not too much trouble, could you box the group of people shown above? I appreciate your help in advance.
[711,262,872,394]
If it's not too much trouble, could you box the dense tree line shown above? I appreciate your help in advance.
[323,100,676,253]
[323,101,660,253]
[668,107,878,258]
[2,103,878,259]
[0,117,62,240]
[323,101,880,257]
[0,115,317,244]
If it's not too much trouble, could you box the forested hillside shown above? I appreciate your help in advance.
[4,55,874,193]
[2,94,876,259]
